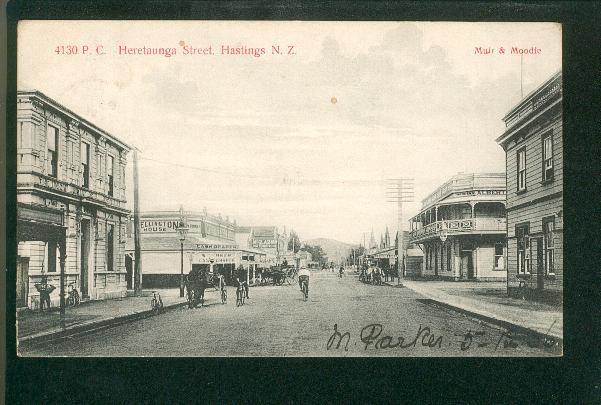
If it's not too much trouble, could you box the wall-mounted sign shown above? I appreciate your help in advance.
[140,220,180,233]
[196,244,238,250]
[453,190,506,197]
[252,239,277,249]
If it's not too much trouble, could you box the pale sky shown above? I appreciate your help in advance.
[18,21,561,244]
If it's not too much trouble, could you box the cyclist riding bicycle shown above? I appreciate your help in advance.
[298,267,310,297]
[235,265,250,299]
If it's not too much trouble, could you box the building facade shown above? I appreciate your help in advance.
[408,173,507,281]
[126,209,268,288]
[496,71,563,299]
[16,90,130,308]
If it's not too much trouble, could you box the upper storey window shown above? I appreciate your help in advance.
[46,125,58,177]
[517,148,526,192]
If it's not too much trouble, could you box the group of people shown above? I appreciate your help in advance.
[359,264,394,285]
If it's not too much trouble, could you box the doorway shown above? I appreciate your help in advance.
[460,251,474,280]
[80,219,90,298]
[16,256,30,308]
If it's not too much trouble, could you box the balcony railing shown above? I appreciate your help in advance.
[409,217,506,242]
[504,73,562,129]
[18,172,126,210]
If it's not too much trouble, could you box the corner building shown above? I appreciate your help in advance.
[496,71,563,299]
[408,173,507,281]
[16,90,131,308]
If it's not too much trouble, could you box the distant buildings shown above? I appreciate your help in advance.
[408,173,507,281]
[126,211,302,287]
[126,209,274,287]
[496,71,563,299]
[16,90,131,308]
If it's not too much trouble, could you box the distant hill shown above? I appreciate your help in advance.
[303,238,358,265]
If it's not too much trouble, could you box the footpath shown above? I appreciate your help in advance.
[397,280,563,341]
[17,289,190,347]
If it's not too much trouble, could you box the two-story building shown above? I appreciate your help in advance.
[496,71,563,299]
[16,90,131,308]
[408,173,507,281]
[126,209,267,287]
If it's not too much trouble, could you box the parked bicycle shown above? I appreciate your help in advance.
[217,275,227,305]
[150,291,163,314]
[66,282,81,307]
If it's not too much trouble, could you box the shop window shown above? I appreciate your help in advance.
[47,125,58,177]
[543,217,555,275]
[517,148,526,192]
[542,133,554,182]
[516,224,530,274]
[494,243,505,270]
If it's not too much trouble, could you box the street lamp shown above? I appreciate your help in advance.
[177,207,189,298]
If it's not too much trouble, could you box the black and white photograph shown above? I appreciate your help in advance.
[14,20,563,357]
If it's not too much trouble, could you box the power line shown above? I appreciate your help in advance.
[137,155,407,186]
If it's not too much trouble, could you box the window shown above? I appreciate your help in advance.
[68,140,75,166]
[516,224,530,274]
[543,217,555,275]
[106,224,114,271]
[434,244,438,271]
[81,142,90,188]
[517,148,526,191]
[494,243,505,270]
[447,244,452,271]
[98,154,104,182]
[108,155,114,196]
[542,134,554,182]
[17,122,23,148]
[47,125,58,177]
[47,241,57,273]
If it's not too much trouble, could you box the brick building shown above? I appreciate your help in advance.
[496,71,563,299]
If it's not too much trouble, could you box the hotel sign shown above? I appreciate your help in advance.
[140,220,180,233]
[453,190,505,197]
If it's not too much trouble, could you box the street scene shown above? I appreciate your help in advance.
[20,270,560,357]
[14,21,562,357]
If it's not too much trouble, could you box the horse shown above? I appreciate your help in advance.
[185,268,211,308]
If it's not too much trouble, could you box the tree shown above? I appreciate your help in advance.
[287,230,301,253]
[301,244,327,266]
[347,245,365,264]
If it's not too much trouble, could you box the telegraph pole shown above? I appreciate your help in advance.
[386,178,414,285]
[133,147,142,296]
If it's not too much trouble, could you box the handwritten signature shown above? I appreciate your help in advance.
[326,320,560,352]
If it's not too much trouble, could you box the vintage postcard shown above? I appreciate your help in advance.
[15,20,562,357]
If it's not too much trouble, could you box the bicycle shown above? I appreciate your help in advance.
[516,278,531,301]
[150,291,163,314]
[301,279,308,301]
[66,283,81,307]
[236,282,246,307]
[218,276,227,305]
